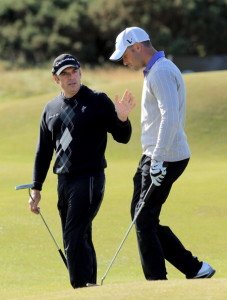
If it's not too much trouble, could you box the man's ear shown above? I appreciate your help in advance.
[52,74,59,84]
[134,42,142,52]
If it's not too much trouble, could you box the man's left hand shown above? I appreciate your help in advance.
[150,160,167,186]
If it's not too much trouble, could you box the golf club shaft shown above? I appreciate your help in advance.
[101,182,155,285]
[28,189,68,269]
[15,184,68,269]
[38,210,61,250]
[38,210,67,268]
[100,201,145,285]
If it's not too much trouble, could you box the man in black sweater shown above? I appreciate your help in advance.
[29,54,135,288]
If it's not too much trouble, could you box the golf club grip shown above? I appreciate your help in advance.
[58,249,68,268]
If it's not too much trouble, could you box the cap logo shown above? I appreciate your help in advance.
[55,57,76,67]
[126,38,133,44]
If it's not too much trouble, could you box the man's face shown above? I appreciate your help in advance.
[122,44,143,70]
[54,67,81,98]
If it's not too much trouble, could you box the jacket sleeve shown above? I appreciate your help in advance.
[102,93,132,144]
[32,109,54,190]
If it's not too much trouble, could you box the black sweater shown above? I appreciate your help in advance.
[33,85,132,190]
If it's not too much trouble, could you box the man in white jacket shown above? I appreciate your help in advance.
[110,27,215,280]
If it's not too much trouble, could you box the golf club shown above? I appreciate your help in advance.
[100,182,156,285]
[15,183,68,269]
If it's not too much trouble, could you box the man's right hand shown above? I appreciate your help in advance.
[29,189,41,214]
[115,89,136,122]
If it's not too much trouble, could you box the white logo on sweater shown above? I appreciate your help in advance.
[81,106,87,113]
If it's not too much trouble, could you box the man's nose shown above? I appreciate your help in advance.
[68,72,76,78]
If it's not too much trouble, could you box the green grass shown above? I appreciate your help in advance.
[0,67,226,299]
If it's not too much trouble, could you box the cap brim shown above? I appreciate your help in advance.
[109,49,126,61]
[55,64,79,75]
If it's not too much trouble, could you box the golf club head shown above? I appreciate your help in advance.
[15,183,33,190]
[86,283,99,287]
[100,277,105,285]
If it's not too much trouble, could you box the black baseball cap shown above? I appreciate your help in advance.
[52,54,80,75]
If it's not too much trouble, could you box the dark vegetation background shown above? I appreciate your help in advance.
[0,0,226,67]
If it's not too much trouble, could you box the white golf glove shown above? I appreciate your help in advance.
[150,160,167,186]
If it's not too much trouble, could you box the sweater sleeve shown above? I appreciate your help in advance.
[150,69,179,161]
[32,109,54,190]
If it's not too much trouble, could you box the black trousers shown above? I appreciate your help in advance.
[57,172,105,288]
[131,155,202,280]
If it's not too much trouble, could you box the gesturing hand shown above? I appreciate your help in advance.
[115,89,136,122]
[150,160,167,186]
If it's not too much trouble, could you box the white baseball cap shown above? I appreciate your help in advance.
[109,27,150,61]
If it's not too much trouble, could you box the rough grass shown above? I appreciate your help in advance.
[0,67,226,299]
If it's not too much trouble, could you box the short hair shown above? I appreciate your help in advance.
[141,40,151,47]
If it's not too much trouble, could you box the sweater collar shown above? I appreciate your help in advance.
[143,51,165,77]
[61,84,84,104]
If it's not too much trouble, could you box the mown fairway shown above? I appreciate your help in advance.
[0,67,226,299]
